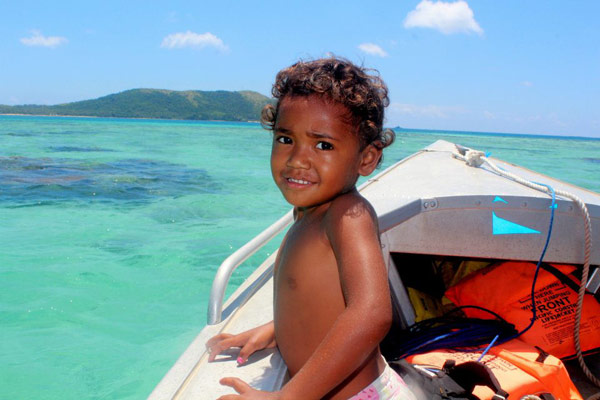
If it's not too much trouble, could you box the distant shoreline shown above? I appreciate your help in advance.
[392,126,600,141]
[0,113,260,124]
[2,112,598,140]
[0,88,271,123]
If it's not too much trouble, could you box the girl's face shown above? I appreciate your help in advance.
[271,95,380,210]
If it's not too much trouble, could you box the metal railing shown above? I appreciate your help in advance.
[207,210,293,325]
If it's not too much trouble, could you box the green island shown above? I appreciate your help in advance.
[0,89,272,121]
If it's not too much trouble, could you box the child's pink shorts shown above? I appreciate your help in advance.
[348,363,416,400]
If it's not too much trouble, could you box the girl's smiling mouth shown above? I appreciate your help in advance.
[285,177,314,187]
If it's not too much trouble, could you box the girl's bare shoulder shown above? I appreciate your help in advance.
[323,191,379,238]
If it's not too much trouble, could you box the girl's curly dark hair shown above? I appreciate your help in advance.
[261,57,395,164]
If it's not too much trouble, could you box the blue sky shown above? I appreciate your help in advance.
[1,1,599,137]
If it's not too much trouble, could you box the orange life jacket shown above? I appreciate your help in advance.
[444,261,600,359]
[406,339,583,400]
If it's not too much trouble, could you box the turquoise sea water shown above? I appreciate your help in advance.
[1,115,599,399]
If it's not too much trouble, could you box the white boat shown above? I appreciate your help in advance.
[149,140,600,399]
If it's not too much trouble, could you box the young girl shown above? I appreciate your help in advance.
[207,57,415,400]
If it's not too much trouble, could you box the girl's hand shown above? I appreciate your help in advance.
[206,321,276,364]
[216,377,281,399]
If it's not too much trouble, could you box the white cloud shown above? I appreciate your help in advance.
[404,0,483,35]
[20,30,68,48]
[357,43,388,57]
[521,81,533,87]
[161,31,228,51]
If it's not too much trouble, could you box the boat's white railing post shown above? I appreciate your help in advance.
[207,210,293,325]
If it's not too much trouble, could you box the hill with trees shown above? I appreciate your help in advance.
[0,89,272,121]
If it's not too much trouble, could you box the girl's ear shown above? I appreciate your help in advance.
[358,144,382,176]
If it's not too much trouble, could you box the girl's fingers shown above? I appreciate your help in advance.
[206,333,233,348]
[207,336,247,362]
[207,345,221,362]
[237,341,260,365]
[220,377,252,394]
[208,339,233,362]
[238,335,275,364]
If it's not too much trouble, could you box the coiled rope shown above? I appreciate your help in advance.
[452,147,599,397]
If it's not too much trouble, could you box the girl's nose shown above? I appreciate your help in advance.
[286,145,310,169]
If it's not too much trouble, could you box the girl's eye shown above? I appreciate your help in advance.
[316,141,334,151]
[276,136,292,144]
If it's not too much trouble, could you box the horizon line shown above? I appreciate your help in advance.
[2,113,599,140]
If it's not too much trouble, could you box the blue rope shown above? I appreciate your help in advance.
[393,309,517,359]
[477,334,499,361]
[513,182,556,338]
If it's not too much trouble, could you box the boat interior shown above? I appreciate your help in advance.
[381,252,600,398]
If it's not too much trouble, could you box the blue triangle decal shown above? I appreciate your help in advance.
[492,212,540,235]
[493,196,508,204]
